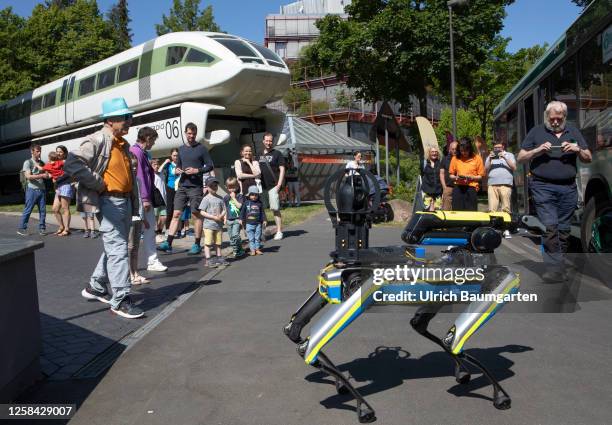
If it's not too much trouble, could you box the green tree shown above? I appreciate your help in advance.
[461,38,547,139]
[571,0,592,8]
[156,0,221,35]
[283,86,309,113]
[304,0,513,115]
[0,7,33,102]
[107,0,132,52]
[435,108,481,144]
[23,0,117,85]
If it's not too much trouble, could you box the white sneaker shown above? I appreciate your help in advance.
[503,230,512,239]
[273,231,283,241]
[147,260,168,272]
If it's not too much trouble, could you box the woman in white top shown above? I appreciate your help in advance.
[234,145,262,194]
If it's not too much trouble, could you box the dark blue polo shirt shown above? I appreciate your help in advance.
[521,124,588,183]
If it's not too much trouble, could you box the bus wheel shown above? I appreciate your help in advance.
[581,196,612,253]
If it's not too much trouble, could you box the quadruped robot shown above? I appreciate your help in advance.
[283,168,545,423]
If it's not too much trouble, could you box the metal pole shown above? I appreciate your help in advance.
[396,136,400,187]
[374,127,380,176]
[449,5,457,139]
[385,119,389,182]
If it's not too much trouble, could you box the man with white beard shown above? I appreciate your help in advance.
[517,101,591,282]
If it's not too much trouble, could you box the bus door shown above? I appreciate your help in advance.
[64,75,76,125]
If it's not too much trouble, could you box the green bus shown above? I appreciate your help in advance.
[493,0,611,252]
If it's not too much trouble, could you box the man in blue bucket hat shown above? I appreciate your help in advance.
[64,97,144,319]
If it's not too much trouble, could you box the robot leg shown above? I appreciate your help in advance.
[442,270,520,409]
[284,288,328,343]
[410,304,472,385]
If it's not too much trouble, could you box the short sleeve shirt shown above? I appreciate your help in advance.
[198,193,225,230]
[258,149,286,189]
[23,158,46,190]
[521,124,588,182]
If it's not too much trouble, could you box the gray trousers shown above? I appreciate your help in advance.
[90,196,132,309]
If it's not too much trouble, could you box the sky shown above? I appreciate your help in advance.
[0,0,583,51]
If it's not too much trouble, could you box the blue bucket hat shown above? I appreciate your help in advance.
[101,97,134,118]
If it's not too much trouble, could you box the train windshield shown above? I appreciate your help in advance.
[247,42,286,68]
[210,36,264,64]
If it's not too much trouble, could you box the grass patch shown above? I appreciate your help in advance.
[0,203,78,214]
[266,203,325,227]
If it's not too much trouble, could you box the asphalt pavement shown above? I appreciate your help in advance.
[54,213,612,425]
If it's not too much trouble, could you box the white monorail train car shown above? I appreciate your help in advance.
[0,31,290,192]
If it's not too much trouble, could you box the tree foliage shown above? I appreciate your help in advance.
[0,8,33,101]
[571,0,592,8]
[304,0,513,113]
[0,1,129,103]
[156,0,220,35]
[461,38,547,139]
[435,108,482,144]
[107,0,132,52]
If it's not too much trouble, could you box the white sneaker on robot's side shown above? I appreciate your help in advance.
[147,260,168,272]
[273,231,283,241]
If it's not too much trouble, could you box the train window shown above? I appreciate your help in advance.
[166,46,187,66]
[118,59,139,82]
[31,97,42,113]
[43,92,56,109]
[185,48,215,64]
[97,68,116,90]
[213,38,258,59]
[79,76,95,96]
[248,42,286,68]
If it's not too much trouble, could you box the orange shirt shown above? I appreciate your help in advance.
[449,155,485,191]
[103,136,133,193]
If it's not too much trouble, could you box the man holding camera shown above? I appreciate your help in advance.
[485,141,516,238]
[517,100,591,281]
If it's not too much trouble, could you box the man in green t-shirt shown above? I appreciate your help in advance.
[18,143,50,235]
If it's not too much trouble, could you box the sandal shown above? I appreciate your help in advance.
[58,230,71,236]
[131,275,150,285]
[54,228,65,235]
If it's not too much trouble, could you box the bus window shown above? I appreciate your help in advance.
[579,32,611,149]
[523,95,535,134]
[538,78,551,121]
[551,56,577,125]
[507,108,518,153]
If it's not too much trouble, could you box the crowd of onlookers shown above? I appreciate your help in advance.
[420,135,517,238]
[15,97,590,317]
[16,97,302,319]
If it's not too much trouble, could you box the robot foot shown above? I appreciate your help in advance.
[455,364,471,385]
[357,404,376,423]
[494,393,512,410]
